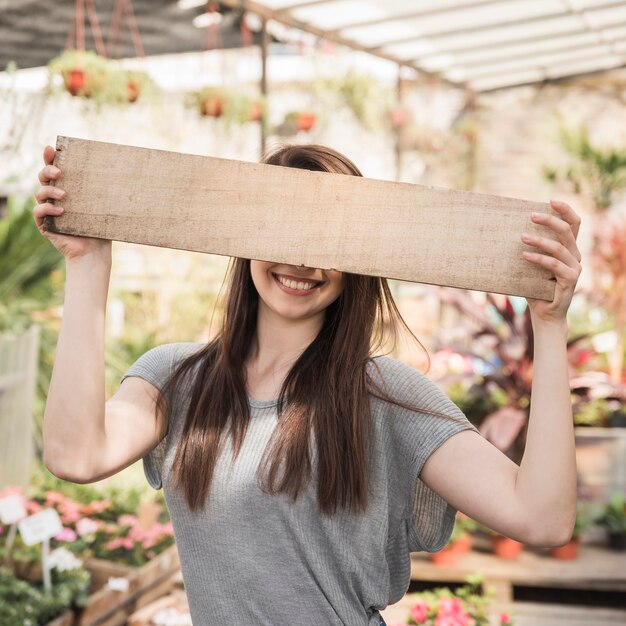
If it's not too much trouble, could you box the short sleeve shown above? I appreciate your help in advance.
[119,342,200,490]
[369,356,482,553]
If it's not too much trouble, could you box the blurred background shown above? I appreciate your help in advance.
[0,1,625,625]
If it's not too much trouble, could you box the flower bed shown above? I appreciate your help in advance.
[0,471,178,624]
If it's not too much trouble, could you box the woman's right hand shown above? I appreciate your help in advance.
[34,145,112,262]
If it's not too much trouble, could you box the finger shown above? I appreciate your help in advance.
[43,145,56,166]
[38,164,61,185]
[531,211,581,262]
[521,232,581,273]
[522,250,581,283]
[33,202,64,226]
[35,185,65,203]
[549,199,581,240]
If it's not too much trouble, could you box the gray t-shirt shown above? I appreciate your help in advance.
[120,342,481,625]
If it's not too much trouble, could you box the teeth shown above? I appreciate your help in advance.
[276,275,317,291]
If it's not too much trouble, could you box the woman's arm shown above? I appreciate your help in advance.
[36,145,167,483]
[419,200,582,547]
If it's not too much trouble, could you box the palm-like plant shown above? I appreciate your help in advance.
[0,196,63,331]
[0,195,64,453]
[543,126,626,212]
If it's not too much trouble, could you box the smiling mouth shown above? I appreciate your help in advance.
[272,273,323,292]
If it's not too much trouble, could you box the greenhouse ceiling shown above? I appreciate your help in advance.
[2,0,626,92]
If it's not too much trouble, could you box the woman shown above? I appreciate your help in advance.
[35,143,582,626]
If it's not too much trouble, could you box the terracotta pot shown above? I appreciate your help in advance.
[429,535,470,566]
[492,535,523,560]
[429,545,462,566]
[296,112,316,131]
[454,533,472,554]
[549,537,579,560]
[66,68,86,95]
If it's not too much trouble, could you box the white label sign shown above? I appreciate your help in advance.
[107,577,130,592]
[18,508,63,546]
[0,495,27,525]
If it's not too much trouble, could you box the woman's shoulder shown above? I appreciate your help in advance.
[366,354,457,413]
[367,354,429,389]
[121,342,206,389]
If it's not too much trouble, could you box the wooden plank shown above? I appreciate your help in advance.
[44,136,558,301]
[410,540,626,590]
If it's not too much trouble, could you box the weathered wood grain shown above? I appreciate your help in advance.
[44,136,557,300]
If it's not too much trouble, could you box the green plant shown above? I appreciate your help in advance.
[314,70,392,130]
[572,507,594,539]
[596,491,626,534]
[543,126,626,211]
[0,565,90,625]
[0,194,65,453]
[0,195,64,333]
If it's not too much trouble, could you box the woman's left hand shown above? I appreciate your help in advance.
[521,199,582,324]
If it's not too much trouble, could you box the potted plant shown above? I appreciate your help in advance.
[121,69,154,103]
[549,507,593,560]
[276,110,317,135]
[491,533,524,560]
[595,491,626,550]
[192,87,264,124]
[195,86,226,117]
[48,49,109,99]
[428,514,475,566]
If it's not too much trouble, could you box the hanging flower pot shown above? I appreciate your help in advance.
[48,49,109,99]
[194,87,226,117]
[122,70,153,103]
[295,111,317,131]
[492,534,523,560]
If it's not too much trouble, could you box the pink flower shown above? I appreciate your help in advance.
[500,614,511,624]
[410,600,429,623]
[76,517,100,537]
[105,538,125,550]
[54,527,77,542]
[0,486,23,499]
[23,499,42,514]
[118,514,138,527]
[436,598,471,626]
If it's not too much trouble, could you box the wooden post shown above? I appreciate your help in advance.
[0,325,40,489]
[44,136,558,301]
[260,17,269,159]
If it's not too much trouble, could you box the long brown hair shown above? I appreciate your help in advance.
[155,144,464,516]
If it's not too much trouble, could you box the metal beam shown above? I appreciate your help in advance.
[406,20,626,59]
[477,62,626,93]
[368,0,626,50]
[324,0,505,36]
[217,0,464,88]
